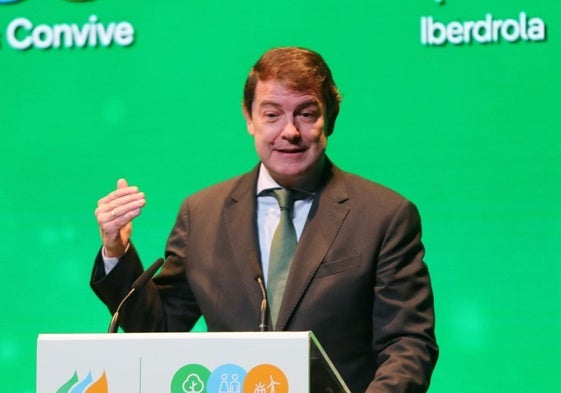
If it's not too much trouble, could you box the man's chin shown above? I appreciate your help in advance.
[266,161,323,189]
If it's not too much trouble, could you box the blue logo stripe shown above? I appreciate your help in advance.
[69,371,93,393]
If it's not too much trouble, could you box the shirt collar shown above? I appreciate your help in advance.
[256,163,314,199]
[256,163,282,195]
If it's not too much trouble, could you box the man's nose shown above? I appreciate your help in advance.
[281,121,300,140]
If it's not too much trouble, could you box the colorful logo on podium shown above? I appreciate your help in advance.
[171,363,288,393]
[171,364,211,393]
[244,364,288,393]
[57,370,108,393]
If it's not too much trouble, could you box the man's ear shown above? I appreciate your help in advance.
[242,104,254,136]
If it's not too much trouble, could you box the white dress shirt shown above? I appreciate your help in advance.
[256,164,314,285]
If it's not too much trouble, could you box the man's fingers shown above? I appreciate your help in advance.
[98,191,145,212]
[94,179,146,236]
[99,207,142,235]
[95,178,145,255]
[97,185,144,207]
[96,194,145,222]
[107,198,145,220]
[117,178,128,189]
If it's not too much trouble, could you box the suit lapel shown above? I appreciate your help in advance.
[223,167,265,318]
[276,164,350,330]
[220,163,351,331]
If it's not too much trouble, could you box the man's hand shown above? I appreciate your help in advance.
[95,178,146,258]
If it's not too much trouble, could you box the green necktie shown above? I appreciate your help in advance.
[267,188,297,329]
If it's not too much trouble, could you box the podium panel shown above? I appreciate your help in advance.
[37,331,350,393]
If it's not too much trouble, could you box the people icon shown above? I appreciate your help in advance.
[218,372,241,393]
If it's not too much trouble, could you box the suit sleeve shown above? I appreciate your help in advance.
[89,199,202,332]
[367,199,438,393]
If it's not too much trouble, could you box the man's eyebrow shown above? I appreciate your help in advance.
[295,99,321,110]
[258,100,283,108]
[257,98,321,109]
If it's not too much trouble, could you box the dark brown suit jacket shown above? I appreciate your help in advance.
[91,161,438,393]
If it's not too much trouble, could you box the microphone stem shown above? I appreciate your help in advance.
[256,276,268,332]
[107,288,136,333]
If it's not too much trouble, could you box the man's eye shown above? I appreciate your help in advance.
[263,112,280,121]
[299,111,318,120]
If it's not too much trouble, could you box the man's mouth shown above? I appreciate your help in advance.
[275,147,306,153]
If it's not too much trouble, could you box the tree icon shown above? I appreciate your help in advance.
[181,373,205,393]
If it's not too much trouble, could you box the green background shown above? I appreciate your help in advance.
[1,0,559,392]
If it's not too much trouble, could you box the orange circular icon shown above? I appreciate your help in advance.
[243,364,289,393]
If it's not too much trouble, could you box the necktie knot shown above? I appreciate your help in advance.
[272,188,294,212]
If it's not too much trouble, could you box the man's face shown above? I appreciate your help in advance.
[243,79,328,189]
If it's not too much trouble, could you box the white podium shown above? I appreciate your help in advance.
[37,331,350,393]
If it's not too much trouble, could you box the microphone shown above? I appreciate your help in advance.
[131,257,165,290]
[107,257,164,333]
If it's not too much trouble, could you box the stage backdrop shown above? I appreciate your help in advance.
[1,0,559,392]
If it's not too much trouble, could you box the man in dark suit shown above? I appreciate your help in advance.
[91,47,438,393]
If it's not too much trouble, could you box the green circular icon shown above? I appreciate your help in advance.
[171,364,211,393]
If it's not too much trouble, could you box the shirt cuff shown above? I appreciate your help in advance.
[101,243,130,274]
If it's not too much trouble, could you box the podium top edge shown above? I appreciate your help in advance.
[37,331,313,342]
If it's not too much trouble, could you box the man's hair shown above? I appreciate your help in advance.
[243,47,342,135]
